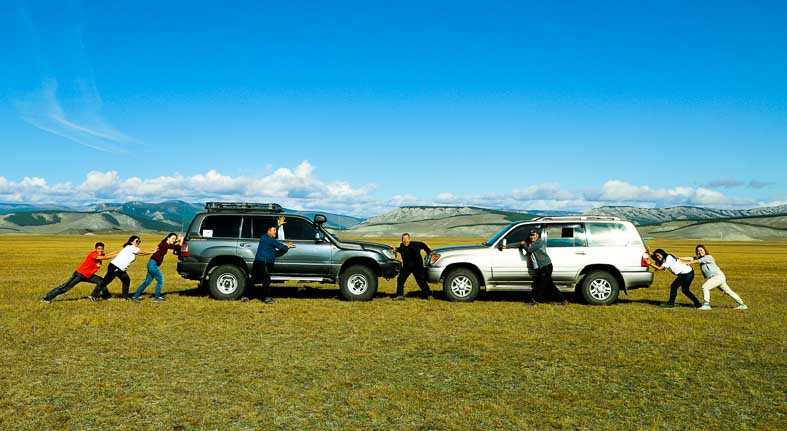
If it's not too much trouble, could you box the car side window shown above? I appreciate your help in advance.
[504,225,537,245]
[282,219,317,241]
[242,216,277,239]
[586,223,631,247]
[200,215,241,238]
[545,224,587,247]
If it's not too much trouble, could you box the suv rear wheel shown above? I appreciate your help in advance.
[580,270,619,305]
[339,265,377,301]
[208,264,247,300]
[443,268,480,302]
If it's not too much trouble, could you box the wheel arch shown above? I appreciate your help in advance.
[339,257,381,278]
[579,264,623,289]
[442,263,486,287]
[205,256,249,280]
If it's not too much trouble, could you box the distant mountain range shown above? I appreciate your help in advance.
[342,204,787,241]
[585,205,787,225]
[1,201,786,240]
[0,201,363,235]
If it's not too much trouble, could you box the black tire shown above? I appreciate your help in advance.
[443,268,480,302]
[580,270,619,305]
[339,265,378,301]
[208,264,247,300]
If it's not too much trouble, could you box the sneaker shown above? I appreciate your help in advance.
[699,303,712,310]
[88,295,99,303]
[132,296,143,301]
[527,299,538,306]
[240,296,249,302]
[392,295,405,301]
[735,304,748,310]
[263,297,275,304]
[41,297,51,303]
[659,303,676,308]
[154,296,166,302]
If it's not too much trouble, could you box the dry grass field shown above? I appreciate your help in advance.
[1,235,785,430]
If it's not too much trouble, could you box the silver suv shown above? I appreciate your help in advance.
[177,202,401,301]
[425,216,653,305]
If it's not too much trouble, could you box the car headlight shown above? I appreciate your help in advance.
[381,248,396,259]
[426,253,441,265]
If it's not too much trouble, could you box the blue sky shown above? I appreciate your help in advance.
[1,0,785,216]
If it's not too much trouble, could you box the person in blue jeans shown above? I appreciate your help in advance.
[132,233,182,301]
[243,219,292,304]
[647,247,702,308]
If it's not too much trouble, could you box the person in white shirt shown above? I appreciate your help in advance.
[89,235,156,301]
[647,247,702,308]
[680,245,747,310]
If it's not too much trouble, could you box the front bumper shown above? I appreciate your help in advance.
[380,260,402,279]
[425,267,443,284]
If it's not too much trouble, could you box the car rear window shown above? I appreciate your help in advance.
[200,215,241,238]
[586,223,632,247]
[546,224,587,247]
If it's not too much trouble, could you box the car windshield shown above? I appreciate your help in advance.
[484,222,520,246]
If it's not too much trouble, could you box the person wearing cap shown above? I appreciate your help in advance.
[519,229,567,305]
[391,233,433,300]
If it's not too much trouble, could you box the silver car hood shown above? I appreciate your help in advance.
[433,244,488,253]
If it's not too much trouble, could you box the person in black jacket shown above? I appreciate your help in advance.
[520,229,567,305]
[391,233,433,300]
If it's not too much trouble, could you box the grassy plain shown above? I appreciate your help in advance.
[0,235,785,430]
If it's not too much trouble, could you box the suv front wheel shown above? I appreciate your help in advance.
[208,264,247,300]
[443,268,480,302]
[339,265,377,301]
[580,270,619,305]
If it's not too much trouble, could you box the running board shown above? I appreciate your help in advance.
[271,276,333,283]
[485,284,575,292]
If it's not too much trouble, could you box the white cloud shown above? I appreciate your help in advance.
[0,168,774,217]
[0,161,380,216]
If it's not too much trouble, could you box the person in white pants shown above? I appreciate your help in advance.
[681,245,747,310]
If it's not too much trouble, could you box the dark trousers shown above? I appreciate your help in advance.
[91,263,131,298]
[668,270,701,306]
[531,263,564,302]
[46,271,103,300]
[252,260,275,299]
[396,265,430,296]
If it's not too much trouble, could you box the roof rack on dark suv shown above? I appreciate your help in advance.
[205,202,283,212]
[177,202,400,301]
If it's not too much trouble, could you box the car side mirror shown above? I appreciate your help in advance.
[313,214,328,225]
[498,238,507,251]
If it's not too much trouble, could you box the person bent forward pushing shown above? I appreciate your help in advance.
[391,233,433,300]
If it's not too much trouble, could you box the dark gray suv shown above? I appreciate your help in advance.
[177,202,401,301]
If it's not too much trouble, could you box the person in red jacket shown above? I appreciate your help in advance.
[41,242,116,302]
[132,233,182,301]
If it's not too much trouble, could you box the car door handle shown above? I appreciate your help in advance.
[575,251,587,255]
[239,243,252,248]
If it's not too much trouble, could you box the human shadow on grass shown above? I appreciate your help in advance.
[616,298,697,307]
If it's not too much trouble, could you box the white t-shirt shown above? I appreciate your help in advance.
[663,255,692,275]
[111,245,140,271]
